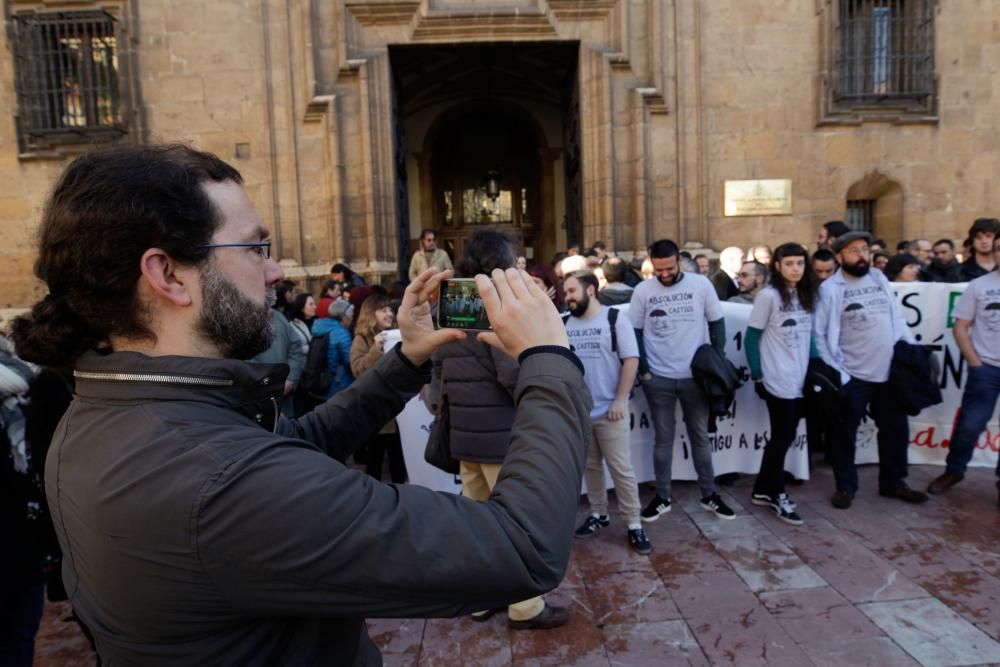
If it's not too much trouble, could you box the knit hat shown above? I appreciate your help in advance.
[328,299,354,320]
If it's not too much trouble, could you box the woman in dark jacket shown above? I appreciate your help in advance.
[428,229,568,630]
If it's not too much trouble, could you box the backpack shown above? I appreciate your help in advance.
[562,307,620,356]
[299,333,333,396]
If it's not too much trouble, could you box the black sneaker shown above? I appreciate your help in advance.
[751,492,771,507]
[700,493,736,519]
[770,493,803,526]
[628,528,652,555]
[640,495,671,522]
[574,514,610,538]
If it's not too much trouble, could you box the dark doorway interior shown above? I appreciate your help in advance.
[389,42,579,269]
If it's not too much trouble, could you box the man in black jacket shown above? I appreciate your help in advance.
[12,145,592,666]
[925,239,964,283]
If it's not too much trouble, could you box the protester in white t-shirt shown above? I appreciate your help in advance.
[927,235,1000,501]
[562,271,651,555]
[745,243,819,525]
[628,239,735,522]
[814,232,925,510]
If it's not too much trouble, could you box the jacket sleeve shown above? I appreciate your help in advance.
[489,345,520,398]
[196,351,593,619]
[276,344,425,460]
[813,285,849,385]
[284,317,306,386]
[350,335,382,379]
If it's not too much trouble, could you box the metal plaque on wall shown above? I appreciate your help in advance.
[724,179,793,217]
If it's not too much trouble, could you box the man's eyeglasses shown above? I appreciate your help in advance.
[201,241,271,259]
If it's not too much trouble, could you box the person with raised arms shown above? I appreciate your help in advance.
[10,144,592,665]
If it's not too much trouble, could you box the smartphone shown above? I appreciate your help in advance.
[437,278,492,331]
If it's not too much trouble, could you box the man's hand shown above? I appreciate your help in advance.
[607,399,626,422]
[397,268,466,366]
[476,268,569,359]
[284,380,295,396]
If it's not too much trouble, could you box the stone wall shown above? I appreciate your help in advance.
[1,0,998,309]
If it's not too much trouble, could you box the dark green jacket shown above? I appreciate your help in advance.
[47,345,590,666]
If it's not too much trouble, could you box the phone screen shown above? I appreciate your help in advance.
[437,279,492,331]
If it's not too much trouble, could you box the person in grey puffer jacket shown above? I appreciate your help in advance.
[11,145,591,666]
[429,229,569,630]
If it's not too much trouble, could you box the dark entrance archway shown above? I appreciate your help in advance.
[390,42,579,271]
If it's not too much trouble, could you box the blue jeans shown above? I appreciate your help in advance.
[834,378,910,495]
[643,376,715,499]
[945,363,1000,485]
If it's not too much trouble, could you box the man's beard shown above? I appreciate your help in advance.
[842,259,870,277]
[567,293,590,318]
[657,273,680,287]
[196,265,276,359]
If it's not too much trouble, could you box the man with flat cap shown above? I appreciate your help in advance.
[814,231,928,509]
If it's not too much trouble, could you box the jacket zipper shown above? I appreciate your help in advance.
[73,371,235,387]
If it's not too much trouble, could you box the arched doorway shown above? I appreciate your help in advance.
[391,42,578,271]
[425,103,545,262]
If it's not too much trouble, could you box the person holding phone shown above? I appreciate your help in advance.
[12,145,591,665]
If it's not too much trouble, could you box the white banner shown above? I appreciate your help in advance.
[855,282,1000,468]
[389,302,811,494]
[389,283,1000,494]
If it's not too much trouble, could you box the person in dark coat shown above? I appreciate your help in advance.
[429,229,569,630]
[925,239,964,283]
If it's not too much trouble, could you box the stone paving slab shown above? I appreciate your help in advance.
[32,464,1000,666]
[858,597,1000,667]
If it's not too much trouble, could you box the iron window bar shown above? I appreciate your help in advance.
[834,0,934,106]
[12,10,126,140]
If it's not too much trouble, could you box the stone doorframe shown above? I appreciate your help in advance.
[287,0,674,280]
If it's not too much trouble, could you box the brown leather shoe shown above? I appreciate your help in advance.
[508,604,569,630]
[880,486,929,504]
[927,472,963,495]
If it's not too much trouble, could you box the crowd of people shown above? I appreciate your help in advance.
[2,142,999,664]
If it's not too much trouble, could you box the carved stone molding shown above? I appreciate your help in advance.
[411,11,557,41]
[344,1,420,26]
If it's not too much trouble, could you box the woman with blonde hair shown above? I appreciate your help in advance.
[350,293,407,483]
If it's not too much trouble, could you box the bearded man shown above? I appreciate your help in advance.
[814,232,928,510]
[11,145,591,665]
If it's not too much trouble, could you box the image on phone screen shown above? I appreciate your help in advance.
[438,279,492,331]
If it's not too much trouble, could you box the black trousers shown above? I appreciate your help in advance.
[753,385,803,499]
[833,378,909,495]
[366,430,408,484]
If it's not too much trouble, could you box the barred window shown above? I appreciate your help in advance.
[845,199,875,233]
[834,0,934,106]
[12,10,127,146]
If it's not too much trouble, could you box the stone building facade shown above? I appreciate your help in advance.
[2,0,998,308]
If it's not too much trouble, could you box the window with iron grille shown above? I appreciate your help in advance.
[11,10,127,147]
[821,0,936,122]
[845,199,875,233]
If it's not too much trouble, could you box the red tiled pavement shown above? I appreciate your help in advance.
[33,463,1000,666]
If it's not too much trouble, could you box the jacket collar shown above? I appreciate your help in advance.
[73,350,288,409]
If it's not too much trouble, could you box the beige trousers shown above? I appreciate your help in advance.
[585,412,642,526]
[460,460,546,621]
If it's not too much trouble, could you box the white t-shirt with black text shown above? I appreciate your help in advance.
[952,271,1000,369]
[566,306,640,419]
[837,272,895,382]
[748,286,812,399]
[628,273,722,380]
